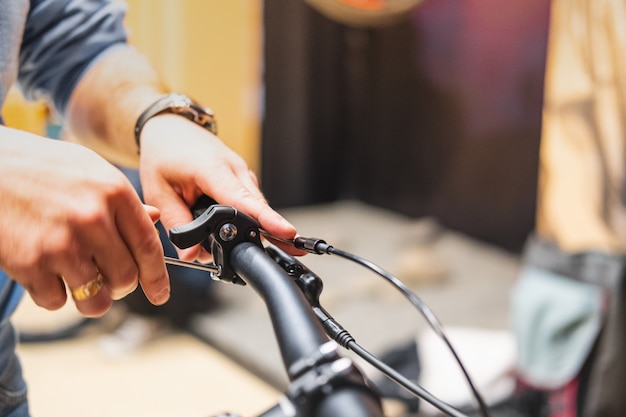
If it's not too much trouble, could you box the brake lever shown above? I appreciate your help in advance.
[168,197,263,285]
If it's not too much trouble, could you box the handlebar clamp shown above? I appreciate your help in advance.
[286,355,380,417]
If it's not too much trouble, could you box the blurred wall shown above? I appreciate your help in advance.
[124,0,263,172]
[3,89,47,135]
[262,0,551,252]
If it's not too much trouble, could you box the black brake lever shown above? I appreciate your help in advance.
[169,195,263,285]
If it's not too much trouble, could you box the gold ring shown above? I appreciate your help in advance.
[71,272,104,301]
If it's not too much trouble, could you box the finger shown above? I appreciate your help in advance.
[143,204,161,223]
[63,266,113,317]
[81,210,142,301]
[237,203,304,256]
[248,169,260,188]
[151,187,205,262]
[114,197,169,305]
[92,240,139,301]
[232,166,266,201]
[195,168,303,256]
[24,274,67,311]
[198,169,297,240]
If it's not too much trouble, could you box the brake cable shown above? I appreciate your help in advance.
[264,232,493,417]
[165,197,493,417]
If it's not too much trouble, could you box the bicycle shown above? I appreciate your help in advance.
[162,196,494,417]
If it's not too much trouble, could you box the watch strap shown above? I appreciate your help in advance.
[134,93,217,152]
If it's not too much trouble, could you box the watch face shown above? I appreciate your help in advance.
[304,0,424,27]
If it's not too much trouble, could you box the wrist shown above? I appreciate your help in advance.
[134,93,218,153]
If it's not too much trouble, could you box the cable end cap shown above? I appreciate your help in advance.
[294,237,332,254]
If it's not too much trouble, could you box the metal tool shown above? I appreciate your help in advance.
[164,256,219,274]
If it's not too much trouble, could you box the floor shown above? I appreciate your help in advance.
[12,200,522,417]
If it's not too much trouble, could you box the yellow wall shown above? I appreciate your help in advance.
[2,89,47,136]
[3,1,263,172]
[124,0,263,172]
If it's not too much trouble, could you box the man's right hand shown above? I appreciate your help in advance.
[0,126,170,317]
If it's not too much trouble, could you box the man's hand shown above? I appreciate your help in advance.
[137,113,305,262]
[0,127,170,317]
[63,46,303,264]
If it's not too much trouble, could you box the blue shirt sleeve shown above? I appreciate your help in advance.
[17,0,129,116]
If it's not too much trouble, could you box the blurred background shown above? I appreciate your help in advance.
[6,1,553,416]
[5,0,551,253]
[262,0,549,253]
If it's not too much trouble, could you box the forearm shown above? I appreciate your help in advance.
[65,46,168,168]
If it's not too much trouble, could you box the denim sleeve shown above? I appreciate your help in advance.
[17,0,129,116]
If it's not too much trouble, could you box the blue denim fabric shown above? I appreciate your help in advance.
[0,319,28,417]
[0,272,28,417]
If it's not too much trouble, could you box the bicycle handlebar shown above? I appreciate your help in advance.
[232,242,384,417]
[231,242,327,371]
[169,202,385,417]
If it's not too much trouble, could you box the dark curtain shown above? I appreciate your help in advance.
[261,0,550,252]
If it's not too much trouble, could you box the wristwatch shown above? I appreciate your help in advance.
[134,93,218,152]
